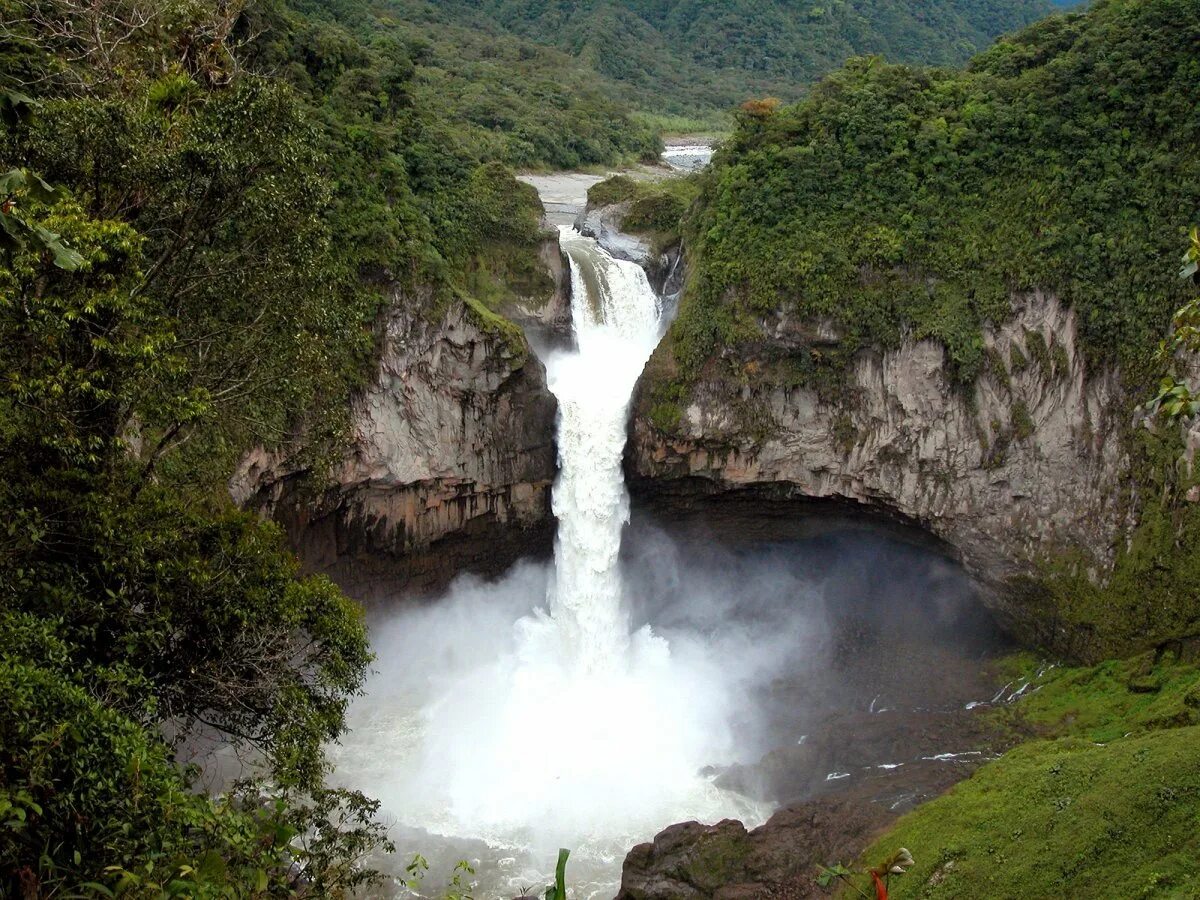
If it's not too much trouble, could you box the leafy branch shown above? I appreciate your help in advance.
[818,848,914,899]
[1148,226,1200,421]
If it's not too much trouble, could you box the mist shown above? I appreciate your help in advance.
[325,202,1006,899]
[327,517,1006,898]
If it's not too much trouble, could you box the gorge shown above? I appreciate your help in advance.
[3,0,1200,898]
[304,166,1019,898]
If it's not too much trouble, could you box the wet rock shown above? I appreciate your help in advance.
[575,200,654,267]
[576,201,685,300]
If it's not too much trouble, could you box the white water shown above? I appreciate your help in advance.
[541,227,665,670]
[330,220,764,897]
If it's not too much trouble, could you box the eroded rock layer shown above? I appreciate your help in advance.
[234,292,558,599]
[632,291,1132,644]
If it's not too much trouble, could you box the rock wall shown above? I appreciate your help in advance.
[631,290,1133,642]
[234,288,559,601]
[576,200,685,299]
[617,801,890,900]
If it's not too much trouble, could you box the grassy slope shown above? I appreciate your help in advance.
[855,653,1200,898]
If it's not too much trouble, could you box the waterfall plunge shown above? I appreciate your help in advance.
[421,228,752,845]
[543,227,664,670]
[329,224,764,895]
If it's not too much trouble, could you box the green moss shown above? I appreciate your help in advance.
[1011,400,1035,440]
[856,650,1200,898]
[1023,328,1052,379]
[1009,340,1029,373]
[990,653,1200,744]
[461,292,528,363]
[648,402,683,432]
[982,418,1010,470]
[1011,426,1200,661]
[856,727,1200,899]
[639,357,689,435]
[985,344,1012,390]
[832,413,859,454]
[1051,341,1071,378]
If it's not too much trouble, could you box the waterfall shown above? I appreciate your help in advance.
[327,211,765,897]
[543,226,664,672]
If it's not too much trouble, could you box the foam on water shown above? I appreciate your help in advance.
[330,223,765,896]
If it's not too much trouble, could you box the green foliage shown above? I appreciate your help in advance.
[272,0,661,170]
[1148,226,1200,420]
[544,849,570,900]
[422,0,1053,118]
[1011,400,1035,440]
[992,651,1200,743]
[819,848,914,897]
[859,650,1200,898]
[0,163,84,269]
[0,613,391,897]
[665,0,1200,397]
[587,174,702,249]
[1183,225,1200,281]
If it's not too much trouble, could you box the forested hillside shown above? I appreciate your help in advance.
[663,0,1198,392]
[0,0,637,892]
[644,0,1200,654]
[422,0,1057,117]
[280,0,660,167]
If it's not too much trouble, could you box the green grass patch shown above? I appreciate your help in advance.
[992,652,1200,744]
[857,726,1200,899]
[850,651,1200,898]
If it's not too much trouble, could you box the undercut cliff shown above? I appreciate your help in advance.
[234,271,566,600]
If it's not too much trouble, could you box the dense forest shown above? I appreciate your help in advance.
[0,0,641,892]
[624,2,1200,893]
[422,0,1058,118]
[660,0,1198,396]
[3,0,1194,895]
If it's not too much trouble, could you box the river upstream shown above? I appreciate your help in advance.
[328,154,1012,899]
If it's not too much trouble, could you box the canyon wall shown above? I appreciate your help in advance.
[234,268,566,600]
[630,286,1136,648]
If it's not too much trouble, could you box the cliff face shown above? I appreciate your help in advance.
[234,285,560,600]
[631,290,1133,643]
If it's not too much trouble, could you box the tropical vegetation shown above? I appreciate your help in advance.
[0,0,608,891]
[422,0,1057,119]
[658,0,1200,394]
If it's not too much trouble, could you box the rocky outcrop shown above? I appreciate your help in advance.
[500,230,574,344]
[576,201,685,299]
[617,801,889,900]
[233,290,558,600]
[632,291,1133,646]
